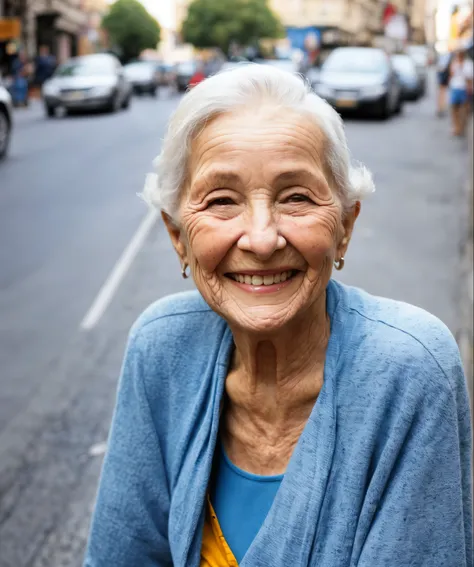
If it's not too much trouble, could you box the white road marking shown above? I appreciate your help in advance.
[80,208,158,330]
[88,441,108,457]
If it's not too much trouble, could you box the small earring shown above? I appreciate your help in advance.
[181,262,190,279]
[334,257,345,271]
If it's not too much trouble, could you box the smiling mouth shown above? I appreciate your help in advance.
[226,270,299,286]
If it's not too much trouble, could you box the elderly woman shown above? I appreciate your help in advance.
[84,65,472,567]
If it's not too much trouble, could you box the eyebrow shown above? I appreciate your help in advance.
[196,170,242,188]
[272,169,321,186]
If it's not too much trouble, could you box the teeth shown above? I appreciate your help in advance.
[233,271,294,285]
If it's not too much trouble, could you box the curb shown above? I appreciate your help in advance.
[458,115,473,408]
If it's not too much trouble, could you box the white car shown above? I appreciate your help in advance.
[42,53,132,117]
[0,83,13,159]
[123,61,159,96]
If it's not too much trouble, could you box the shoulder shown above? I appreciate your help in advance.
[334,281,462,391]
[128,290,224,348]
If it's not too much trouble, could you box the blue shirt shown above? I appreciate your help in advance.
[84,280,473,567]
[210,441,283,562]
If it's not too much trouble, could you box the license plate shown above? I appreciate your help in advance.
[64,91,85,101]
[336,99,357,108]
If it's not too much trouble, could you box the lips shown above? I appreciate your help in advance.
[227,270,297,286]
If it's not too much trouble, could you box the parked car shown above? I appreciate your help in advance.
[176,61,197,92]
[391,54,422,101]
[406,45,430,96]
[156,62,177,87]
[314,47,403,119]
[0,83,13,159]
[42,53,132,117]
[123,61,159,96]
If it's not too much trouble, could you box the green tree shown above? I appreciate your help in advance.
[102,0,161,63]
[181,0,284,54]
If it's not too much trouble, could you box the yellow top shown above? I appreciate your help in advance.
[201,497,239,567]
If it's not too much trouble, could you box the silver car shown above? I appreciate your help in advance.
[0,83,13,159]
[314,47,403,119]
[42,53,132,117]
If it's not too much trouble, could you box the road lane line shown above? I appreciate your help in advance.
[80,208,158,330]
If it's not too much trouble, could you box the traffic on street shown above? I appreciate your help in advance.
[0,0,473,563]
[0,70,470,566]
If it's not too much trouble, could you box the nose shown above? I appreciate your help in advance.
[237,200,286,260]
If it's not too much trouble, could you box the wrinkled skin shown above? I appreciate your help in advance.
[163,106,360,474]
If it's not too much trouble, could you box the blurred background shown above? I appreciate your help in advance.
[0,0,472,565]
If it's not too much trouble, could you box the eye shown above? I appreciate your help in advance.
[208,197,235,207]
[284,193,313,203]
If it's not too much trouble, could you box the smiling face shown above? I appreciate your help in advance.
[164,105,359,334]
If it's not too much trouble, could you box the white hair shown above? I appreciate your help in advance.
[142,63,375,219]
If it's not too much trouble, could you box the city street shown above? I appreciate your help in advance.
[0,80,471,566]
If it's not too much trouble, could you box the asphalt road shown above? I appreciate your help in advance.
[0,81,471,566]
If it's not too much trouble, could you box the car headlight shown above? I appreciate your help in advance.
[361,84,387,98]
[90,85,115,97]
[42,82,59,97]
[315,84,334,99]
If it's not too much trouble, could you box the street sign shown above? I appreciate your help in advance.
[0,18,21,41]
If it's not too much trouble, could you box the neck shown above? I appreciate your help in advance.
[225,291,330,425]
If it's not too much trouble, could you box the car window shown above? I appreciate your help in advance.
[55,57,114,77]
[177,62,196,74]
[392,55,417,74]
[323,49,388,74]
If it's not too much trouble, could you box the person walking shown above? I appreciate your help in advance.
[436,51,452,117]
[449,48,474,136]
[11,51,30,107]
[34,45,56,90]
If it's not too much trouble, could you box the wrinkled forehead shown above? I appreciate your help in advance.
[187,106,332,184]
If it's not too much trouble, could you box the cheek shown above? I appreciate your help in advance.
[183,215,238,273]
[285,208,341,265]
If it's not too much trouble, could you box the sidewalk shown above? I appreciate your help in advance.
[458,115,473,407]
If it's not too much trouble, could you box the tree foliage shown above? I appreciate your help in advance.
[181,0,284,54]
[102,0,161,62]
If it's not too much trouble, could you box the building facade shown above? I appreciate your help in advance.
[0,0,86,65]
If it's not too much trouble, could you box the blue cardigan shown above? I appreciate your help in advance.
[84,280,473,567]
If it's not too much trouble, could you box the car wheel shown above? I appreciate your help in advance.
[0,108,11,160]
[106,92,120,113]
[122,94,131,109]
[394,95,403,115]
[376,96,390,120]
[45,104,56,118]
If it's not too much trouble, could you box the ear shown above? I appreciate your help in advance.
[162,211,187,264]
[338,201,361,258]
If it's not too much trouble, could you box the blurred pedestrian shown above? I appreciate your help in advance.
[189,63,206,88]
[34,45,56,93]
[84,65,472,567]
[11,50,30,107]
[449,48,474,136]
[436,51,452,117]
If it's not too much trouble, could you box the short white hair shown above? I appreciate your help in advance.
[143,63,375,219]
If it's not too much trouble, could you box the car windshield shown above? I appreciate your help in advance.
[407,46,428,66]
[177,62,195,74]
[55,57,114,77]
[124,62,155,72]
[324,49,387,74]
[392,55,417,74]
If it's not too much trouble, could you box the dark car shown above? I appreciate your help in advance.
[392,54,422,101]
[42,53,132,117]
[123,61,159,96]
[314,47,403,119]
[176,61,197,92]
